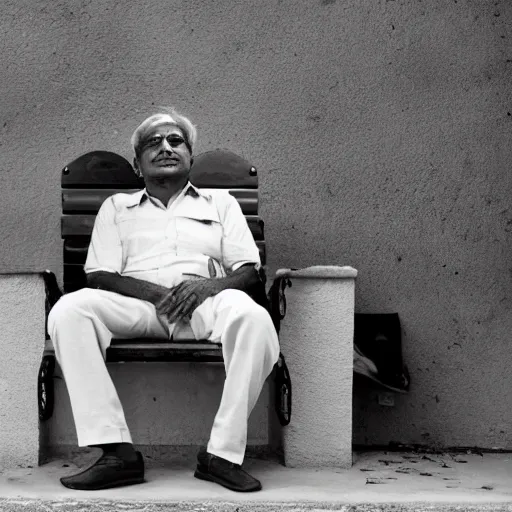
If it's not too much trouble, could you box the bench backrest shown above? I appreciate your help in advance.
[61,150,265,293]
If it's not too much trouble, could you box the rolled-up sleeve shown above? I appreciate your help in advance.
[220,194,261,273]
[84,196,123,274]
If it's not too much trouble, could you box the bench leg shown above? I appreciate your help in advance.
[277,273,355,468]
[0,274,46,469]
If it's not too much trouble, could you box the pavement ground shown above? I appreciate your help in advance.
[1,450,512,511]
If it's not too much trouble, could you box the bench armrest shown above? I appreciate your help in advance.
[42,270,63,311]
[267,274,292,335]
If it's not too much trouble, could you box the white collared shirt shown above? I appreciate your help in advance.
[84,182,261,288]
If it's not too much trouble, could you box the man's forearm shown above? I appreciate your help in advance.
[86,271,170,306]
[212,264,263,295]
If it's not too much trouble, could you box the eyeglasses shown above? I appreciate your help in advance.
[140,134,188,152]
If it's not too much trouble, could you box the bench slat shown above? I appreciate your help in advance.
[110,338,206,345]
[106,342,223,362]
[62,188,258,215]
[62,150,258,189]
[189,150,258,189]
[62,214,264,240]
[45,340,223,362]
[62,189,140,211]
[62,151,143,188]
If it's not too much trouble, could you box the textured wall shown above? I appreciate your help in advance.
[1,0,511,448]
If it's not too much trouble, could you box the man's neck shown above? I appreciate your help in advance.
[145,176,189,207]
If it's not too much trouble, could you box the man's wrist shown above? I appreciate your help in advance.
[208,277,225,296]
[208,264,258,295]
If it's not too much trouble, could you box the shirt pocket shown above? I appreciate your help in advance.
[175,216,223,261]
[116,212,164,261]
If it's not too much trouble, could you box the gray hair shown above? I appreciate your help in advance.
[131,107,197,156]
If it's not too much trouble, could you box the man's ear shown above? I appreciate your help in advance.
[133,157,142,177]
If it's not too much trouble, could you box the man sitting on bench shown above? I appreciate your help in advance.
[48,107,280,492]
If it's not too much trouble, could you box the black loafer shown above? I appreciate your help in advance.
[194,450,261,492]
[60,451,144,490]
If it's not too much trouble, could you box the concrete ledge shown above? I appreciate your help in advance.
[276,266,356,468]
[0,273,45,469]
[276,265,358,279]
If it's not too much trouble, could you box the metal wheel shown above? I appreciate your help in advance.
[38,355,56,421]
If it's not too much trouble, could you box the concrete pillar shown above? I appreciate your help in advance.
[276,265,357,468]
[0,274,45,468]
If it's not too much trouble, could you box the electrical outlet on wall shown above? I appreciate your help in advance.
[378,392,395,407]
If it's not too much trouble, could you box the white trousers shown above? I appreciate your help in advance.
[47,288,280,465]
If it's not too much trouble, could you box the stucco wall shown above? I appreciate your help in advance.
[2,0,511,448]
[0,275,45,467]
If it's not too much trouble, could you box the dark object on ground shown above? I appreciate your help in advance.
[353,313,410,393]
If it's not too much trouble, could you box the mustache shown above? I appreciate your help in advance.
[154,155,180,162]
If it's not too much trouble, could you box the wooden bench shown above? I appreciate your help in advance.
[39,149,273,421]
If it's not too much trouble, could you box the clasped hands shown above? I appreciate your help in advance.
[156,278,222,323]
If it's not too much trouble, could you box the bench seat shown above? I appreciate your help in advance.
[43,336,223,363]
[107,340,223,363]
